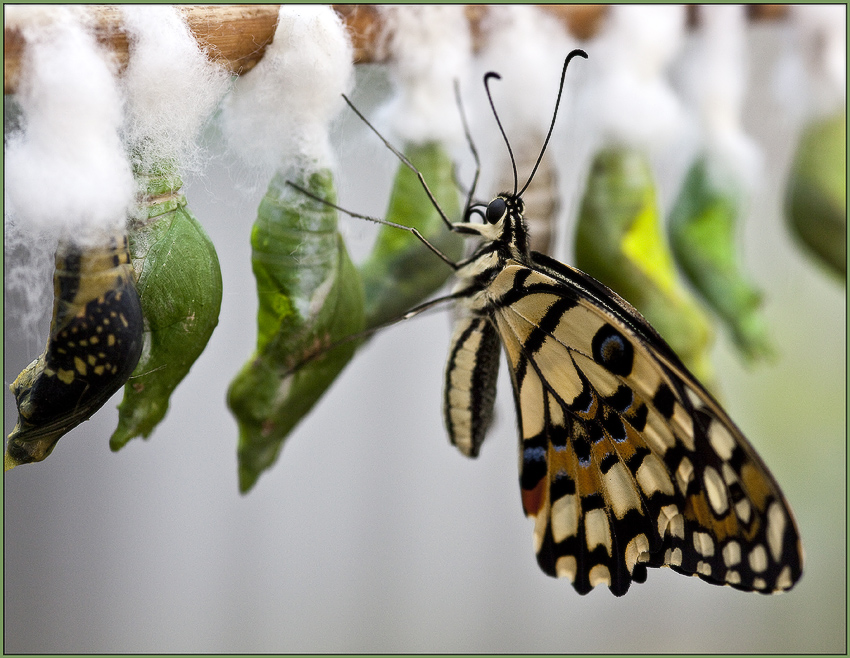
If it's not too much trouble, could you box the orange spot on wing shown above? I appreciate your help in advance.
[522,479,546,517]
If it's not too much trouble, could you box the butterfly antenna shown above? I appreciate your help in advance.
[454,79,482,221]
[483,71,518,196]
[341,94,456,232]
[285,180,459,270]
[517,49,588,198]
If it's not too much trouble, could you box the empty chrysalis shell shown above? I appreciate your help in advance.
[228,168,365,493]
[575,147,715,385]
[359,141,465,329]
[668,157,774,362]
[6,232,143,469]
[110,167,223,450]
[786,108,847,279]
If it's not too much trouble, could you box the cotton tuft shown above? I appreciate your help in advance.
[219,5,353,174]
[5,8,134,234]
[774,5,847,122]
[675,5,762,194]
[120,5,231,177]
[575,5,688,152]
[378,6,471,147]
[475,6,574,138]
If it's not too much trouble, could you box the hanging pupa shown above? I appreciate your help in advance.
[668,5,773,362]
[221,6,362,492]
[6,232,144,469]
[110,6,229,449]
[786,108,846,278]
[668,158,773,361]
[228,169,364,492]
[5,8,138,469]
[111,166,223,449]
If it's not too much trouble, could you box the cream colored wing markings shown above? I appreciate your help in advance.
[647,349,803,591]
[486,262,802,595]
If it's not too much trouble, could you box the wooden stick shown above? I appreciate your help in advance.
[4,4,788,96]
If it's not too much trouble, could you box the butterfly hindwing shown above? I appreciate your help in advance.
[483,257,802,596]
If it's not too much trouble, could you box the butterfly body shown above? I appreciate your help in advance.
[443,190,803,596]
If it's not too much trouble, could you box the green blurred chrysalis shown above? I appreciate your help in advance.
[228,168,365,493]
[669,157,773,362]
[575,147,715,385]
[786,108,847,279]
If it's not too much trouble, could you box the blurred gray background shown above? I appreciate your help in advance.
[4,22,845,653]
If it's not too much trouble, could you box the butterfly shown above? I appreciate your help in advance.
[293,48,804,596]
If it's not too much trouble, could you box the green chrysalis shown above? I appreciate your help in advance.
[110,166,223,450]
[6,232,144,469]
[358,141,465,329]
[668,157,773,362]
[228,168,365,493]
[575,147,715,385]
[786,108,847,279]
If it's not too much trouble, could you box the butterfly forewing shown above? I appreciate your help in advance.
[482,258,802,596]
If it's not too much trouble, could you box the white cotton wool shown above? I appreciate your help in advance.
[774,4,847,123]
[378,5,472,147]
[5,7,134,235]
[219,5,353,174]
[475,6,574,139]
[674,5,762,194]
[120,5,231,177]
[575,5,688,152]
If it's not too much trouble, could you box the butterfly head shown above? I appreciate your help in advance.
[457,50,587,259]
[458,192,530,260]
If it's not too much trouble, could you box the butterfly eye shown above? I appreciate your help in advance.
[486,197,507,224]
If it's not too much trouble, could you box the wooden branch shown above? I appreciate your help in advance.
[4,5,281,94]
[4,4,789,96]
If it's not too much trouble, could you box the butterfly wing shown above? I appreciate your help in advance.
[486,256,803,596]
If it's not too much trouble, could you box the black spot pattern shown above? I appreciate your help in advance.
[653,382,676,419]
[592,325,634,376]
